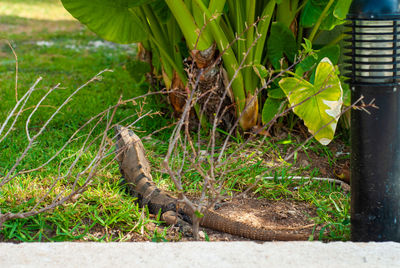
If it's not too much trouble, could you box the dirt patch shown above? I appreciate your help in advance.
[216,198,316,230]
[139,197,318,242]
[203,198,317,241]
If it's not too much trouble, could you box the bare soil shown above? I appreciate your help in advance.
[193,197,318,241]
[127,135,350,242]
[117,196,319,242]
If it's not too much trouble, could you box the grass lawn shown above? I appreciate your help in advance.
[0,0,351,242]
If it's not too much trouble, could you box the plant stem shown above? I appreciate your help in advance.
[284,70,305,80]
[165,0,212,50]
[208,0,226,23]
[135,7,187,84]
[193,0,213,43]
[194,103,208,130]
[194,0,246,113]
[167,17,186,71]
[308,0,336,43]
[142,5,169,53]
[297,25,304,50]
[235,1,245,65]
[276,0,298,28]
[244,0,256,94]
[253,0,275,65]
[208,0,223,12]
[226,0,237,31]
[296,0,309,13]
[327,33,346,46]
[219,18,236,52]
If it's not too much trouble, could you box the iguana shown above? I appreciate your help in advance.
[114,125,313,241]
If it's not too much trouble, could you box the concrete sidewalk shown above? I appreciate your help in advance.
[1,241,399,268]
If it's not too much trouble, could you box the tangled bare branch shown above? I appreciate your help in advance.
[158,18,377,240]
[0,44,169,228]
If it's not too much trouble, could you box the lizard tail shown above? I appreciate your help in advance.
[200,209,312,241]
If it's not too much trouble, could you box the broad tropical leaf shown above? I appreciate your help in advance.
[61,0,149,43]
[253,64,269,86]
[300,0,351,31]
[268,87,286,99]
[267,22,297,70]
[126,60,151,83]
[279,58,343,145]
[296,45,340,80]
[253,64,269,80]
[334,0,352,20]
[150,0,171,23]
[262,98,286,125]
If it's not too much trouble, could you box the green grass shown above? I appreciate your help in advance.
[0,0,75,21]
[0,0,350,242]
[0,0,172,242]
[146,130,350,240]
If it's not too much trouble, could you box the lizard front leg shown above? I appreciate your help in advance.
[161,210,193,236]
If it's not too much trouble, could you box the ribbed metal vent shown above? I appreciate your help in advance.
[344,19,400,85]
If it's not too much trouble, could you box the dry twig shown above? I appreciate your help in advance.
[159,17,378,240]
[0,58,166,228]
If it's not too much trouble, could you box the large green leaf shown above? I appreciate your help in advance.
[334,0,352,20]
[61,0,150,43]
[126,59,151,83]
[262,98,286,125]
[253,63,269,87]
[268,87,286,99]
[267,22,297,70]
[300,0,350,31]
[296,45,340,78]
[150,0,171,23]
[279,58,343,145]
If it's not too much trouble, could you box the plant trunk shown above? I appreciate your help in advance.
[137,42,157,89]
[189,44,235,130]
[169,71,187,117]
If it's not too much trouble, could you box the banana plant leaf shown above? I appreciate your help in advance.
[300,0,351,31]
[61,0,150,43]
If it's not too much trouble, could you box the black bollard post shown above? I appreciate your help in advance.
[346,0,400,241]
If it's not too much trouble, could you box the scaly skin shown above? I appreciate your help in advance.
[114,125,312,241]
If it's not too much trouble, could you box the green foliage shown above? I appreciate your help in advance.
[334,0,353,20]
[150,227,168,242]
[61,0,148,44]
[262,97,285,125]
[194,210,204,218]
[267,22,297,70]
[300,0,350,31]
[301,38,314,56]
[296,45,340,79]
[60,0,352,138]
[150,1,171,23]
[1,0,352,242]
[268,88,286,99]
[0,4,170,241]
[126,60,151,83]
[253,64,269,85]
[279,58,343,145]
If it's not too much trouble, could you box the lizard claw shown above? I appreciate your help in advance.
[162,211,193,237]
